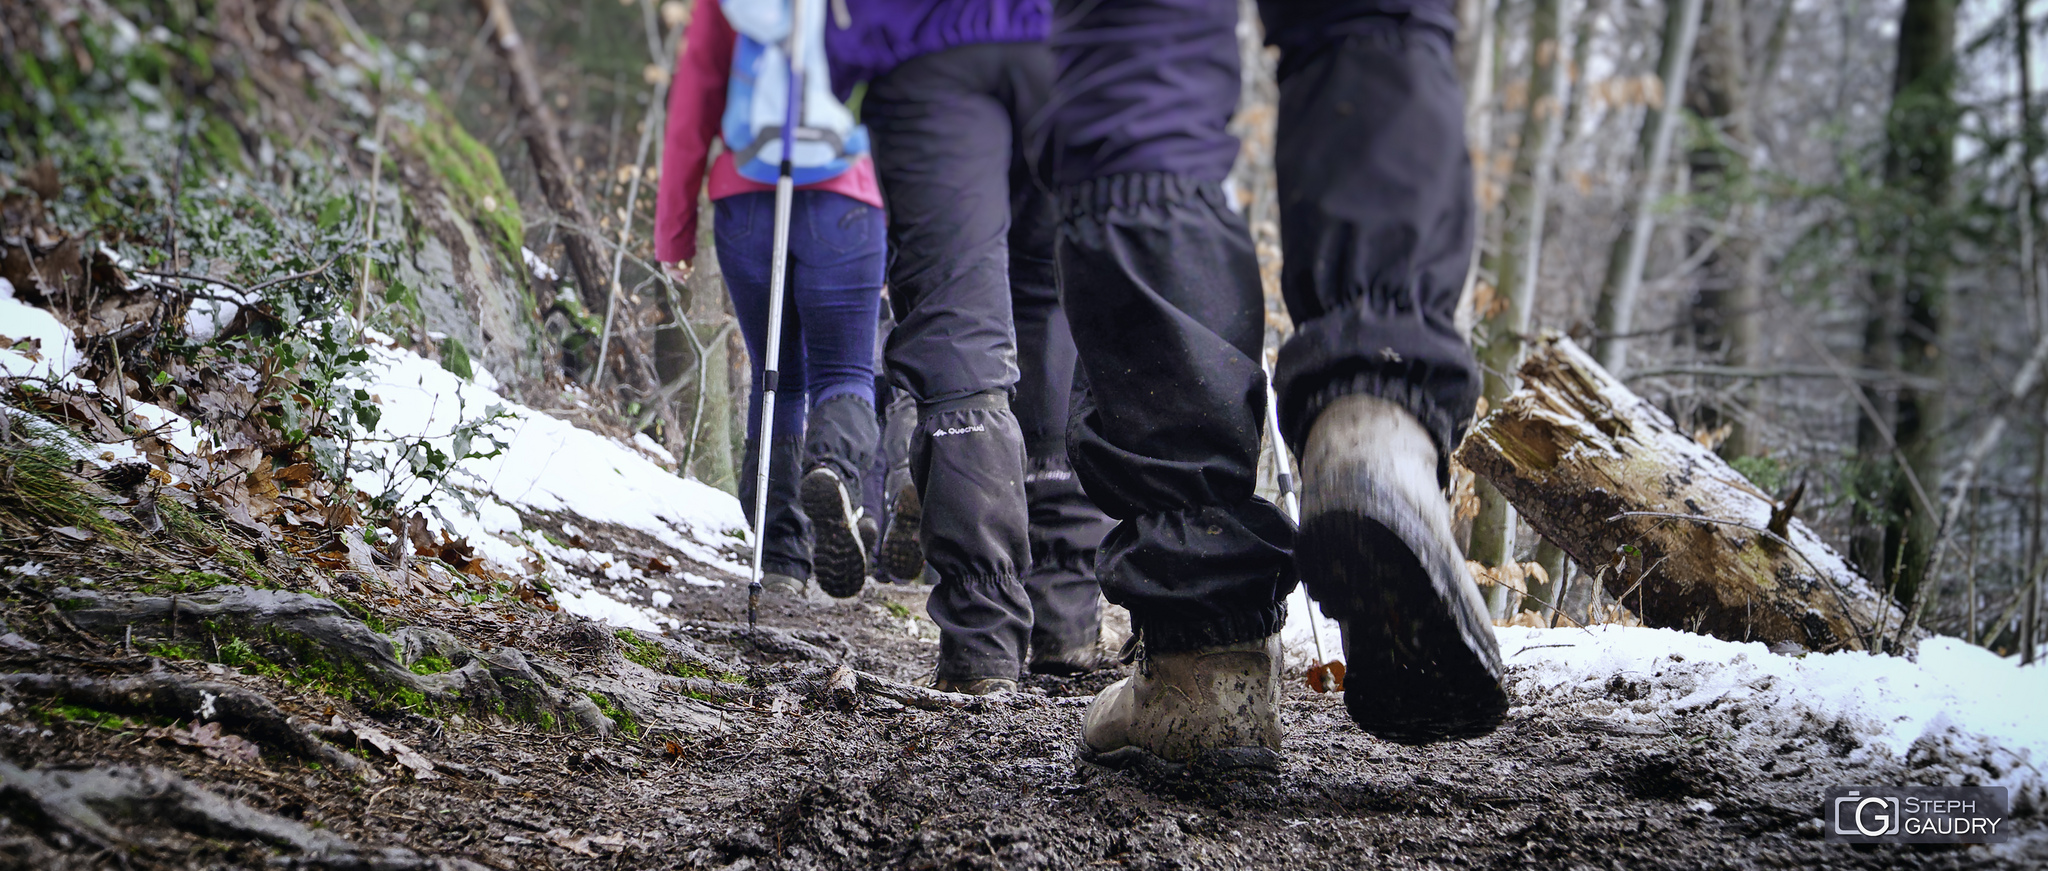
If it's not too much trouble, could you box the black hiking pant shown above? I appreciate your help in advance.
[1049,0,1479,654]
[867,41,1113,680]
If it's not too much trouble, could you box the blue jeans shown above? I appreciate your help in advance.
[717,189,885,439]
[718,189,885,578]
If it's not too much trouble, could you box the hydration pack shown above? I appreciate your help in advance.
[720,0,868,184]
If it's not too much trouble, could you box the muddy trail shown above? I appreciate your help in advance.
[5,534,2043,871]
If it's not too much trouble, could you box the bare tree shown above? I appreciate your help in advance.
[1471,0,1576,616]
[1856,0,1956,615]
[1591,0,1704,374]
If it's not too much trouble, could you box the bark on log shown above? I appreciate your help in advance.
[1453,334,1909,652]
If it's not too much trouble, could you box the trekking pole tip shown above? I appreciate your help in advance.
[747,580,762,633]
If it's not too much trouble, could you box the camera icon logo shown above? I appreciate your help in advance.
[1833,790,1902,837]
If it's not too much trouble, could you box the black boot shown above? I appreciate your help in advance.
[738,436,811,594]
[1024,455,1116,674]
[877,391,923,582]
[803,394,879,598]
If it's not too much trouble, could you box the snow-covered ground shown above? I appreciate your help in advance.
[1281,584,2045,810]
[1500,624,2048,810]
[344,329,748,632]
[0,278,85,383]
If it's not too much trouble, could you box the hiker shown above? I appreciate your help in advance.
[829,1,1116,691]
[1048,0,1509,768]
[655,0,885,601]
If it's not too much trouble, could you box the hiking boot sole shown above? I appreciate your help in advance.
[802,469,868,599]
[1297,511,1508,745]
[880,483,924,583]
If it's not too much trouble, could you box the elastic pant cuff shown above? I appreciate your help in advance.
[1294,370,1463,488]
[1133,606,1285,657]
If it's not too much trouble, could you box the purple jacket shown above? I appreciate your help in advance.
[826,0,1049,95]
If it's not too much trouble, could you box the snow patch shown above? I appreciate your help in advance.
[1500,625,2048,809]
[334,334,746,634]
[0,278,85,382]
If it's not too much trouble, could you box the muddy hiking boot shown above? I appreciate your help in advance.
[880,482,924,582]
[803,467,870,598]
[761,572,807,598]
[1081,635,1283,774]
[802,394,878,599]
[931,677,1017,696]
[1297,394,1508,745]
[858,514,880,563]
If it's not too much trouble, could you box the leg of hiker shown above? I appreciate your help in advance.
[1050,0,1294,769]
[1261,0,1506,744]
[862,303,897,568]
[718,191,813,597]
[1010,131,1116,674]
[786,191,885,598]
[865,44,1041,693]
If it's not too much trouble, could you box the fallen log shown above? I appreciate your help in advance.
[1453,334,1909,652]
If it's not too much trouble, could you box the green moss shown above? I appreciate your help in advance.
[615,629,665,671]
[585,691,640,739]
[36,701,137,732]
[390,687,432,714]
[613,630,745,683]
[538,710,557,731]
[408,655,454,676]
[146,642,200,660]
[883,600,911,619]
[411,98,524,270]
[138,570,237,596]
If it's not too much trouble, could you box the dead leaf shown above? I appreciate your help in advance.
[147,721,261,765]
[343,721,441,781]
[273,462,317,486]
[544,829,624,856]
[645,555,674,574]
[0,336,42,360]
[48,526,94,541]
[1305,659,1346,693]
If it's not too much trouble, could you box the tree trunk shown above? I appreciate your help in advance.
[1685,0,1763,459]
[1590,0,1705,374]
[1470,0,1575,615]
[682,197,736,494]
[1454,334,1910,652]
[473,0,611,335]
[1857,0,1956,612]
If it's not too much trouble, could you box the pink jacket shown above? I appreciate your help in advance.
[654,2,885,265]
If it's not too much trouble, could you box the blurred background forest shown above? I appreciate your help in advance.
[3,0,2043,658]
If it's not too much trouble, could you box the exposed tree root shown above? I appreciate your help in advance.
[784,664,1002,713]
[0,672,369,775]
[0,756,487,869]
[47,585,729,738]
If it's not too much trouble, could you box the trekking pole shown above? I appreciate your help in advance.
[747,0,812,635]
[1263,361,1338,691]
